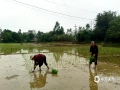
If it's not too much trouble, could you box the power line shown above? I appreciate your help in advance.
[53,0,62,13]
[62,0,70,16]
[43,0,98,13]
[5,0,93,22]
[53,0,74,25]
[10,0,93,20]
[62,0,75,24]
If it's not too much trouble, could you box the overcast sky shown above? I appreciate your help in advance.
[0,0,119,33]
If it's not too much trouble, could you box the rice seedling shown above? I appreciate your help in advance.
[0,43,120,66]
[22,54,34,72]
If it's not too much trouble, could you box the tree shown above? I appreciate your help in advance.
[22,33,30,42]
[94,11,116,41]
[60,26,64,35]
[1,29,13,43]
[18,29,22,43]
[78,26,82,32]
[53,21,60,35]
[86,24,90,30]
[67,28,72,35]
[28,33,34,41]
[53,21,64,35]
[18,29,21,33]
[41,33,52,42]
[105,16,120,43]
[12,32,19,42]
[36,31,43,42]
[77,30,91,42]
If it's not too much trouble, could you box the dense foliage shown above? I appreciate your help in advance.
[0,11,120,43]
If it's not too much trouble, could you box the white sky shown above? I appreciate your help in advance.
[0,0,119,33]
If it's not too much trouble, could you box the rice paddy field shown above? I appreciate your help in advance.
[0,43,120,90]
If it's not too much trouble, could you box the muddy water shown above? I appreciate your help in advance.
[0,52,120,90]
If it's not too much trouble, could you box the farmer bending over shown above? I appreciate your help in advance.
[30,54,49,72]
[89,41,98,68]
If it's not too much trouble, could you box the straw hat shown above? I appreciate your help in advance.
[30,55,34,60]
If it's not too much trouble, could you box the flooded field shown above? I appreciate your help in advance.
[0,44,120,90]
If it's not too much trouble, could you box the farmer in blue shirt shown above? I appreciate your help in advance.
[89,41,98,68]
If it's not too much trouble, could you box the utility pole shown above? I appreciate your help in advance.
[90,20,95,30]
[75,24,77,30]
[74,24,77,43]
[74,24,77,35]
[90,21,92,30]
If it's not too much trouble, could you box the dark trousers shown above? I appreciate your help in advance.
[91,54,98,65]
[35,56,48,67]
[39,56,48,67]
[94,54,98,65]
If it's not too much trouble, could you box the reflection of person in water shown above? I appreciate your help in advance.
[29,71,47,89]
[89,68,98,90]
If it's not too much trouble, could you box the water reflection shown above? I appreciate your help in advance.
[21,49,29,53]
[32,48,39,53]
[40,49,49,53]
[53,52,64,62]
[29,70,48,89]
[89,68,98,90]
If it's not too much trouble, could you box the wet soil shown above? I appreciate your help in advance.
[0,53,120,90]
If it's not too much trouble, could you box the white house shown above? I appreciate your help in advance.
[28,30,36,35]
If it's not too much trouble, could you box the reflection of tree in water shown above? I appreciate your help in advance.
[89,68,98,90]
[29,71,47,89]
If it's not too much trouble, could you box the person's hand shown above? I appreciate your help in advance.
[36,62,39,65]
[90,52,92,55]
[93,54,95,56]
